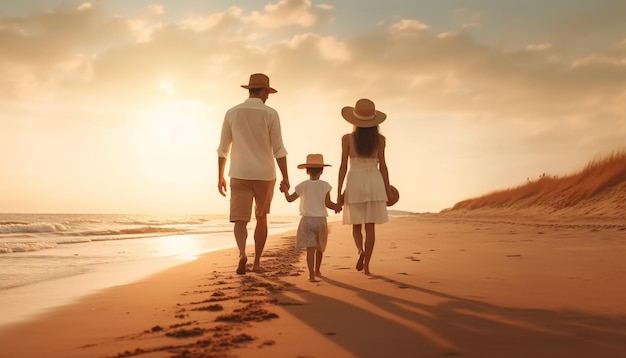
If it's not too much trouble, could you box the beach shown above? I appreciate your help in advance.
[1,214,625,357]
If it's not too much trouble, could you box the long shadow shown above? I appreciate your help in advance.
[265,272,626,358]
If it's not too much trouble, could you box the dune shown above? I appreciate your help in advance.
[444,149,626,221]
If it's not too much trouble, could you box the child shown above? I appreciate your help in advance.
[280,154,342,282]
[337,98,393,275]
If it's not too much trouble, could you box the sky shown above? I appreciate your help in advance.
[1,0,625,215]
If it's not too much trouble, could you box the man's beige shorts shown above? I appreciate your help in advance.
[229,178,276,222]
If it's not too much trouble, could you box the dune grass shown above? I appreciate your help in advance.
[451,150,626,211]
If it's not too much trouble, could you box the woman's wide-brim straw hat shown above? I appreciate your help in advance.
[342,98,386,127]
[387,185,400,206]
[297,154,331,169]
[241,73,277,93]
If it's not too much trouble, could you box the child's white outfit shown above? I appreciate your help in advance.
[343,134,389,225]
[294,179,332,251]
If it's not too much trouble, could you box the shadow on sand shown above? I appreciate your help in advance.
[265,272,626,358]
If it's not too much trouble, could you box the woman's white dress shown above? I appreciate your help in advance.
[343,135,389,225]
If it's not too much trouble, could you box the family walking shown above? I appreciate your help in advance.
[217,73,398,279]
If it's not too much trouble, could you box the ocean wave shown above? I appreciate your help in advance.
[0,241,58,253]
[0,222,70,234]
[113,218,209,226]
[68,226,189,237]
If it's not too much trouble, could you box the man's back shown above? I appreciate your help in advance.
[218,98,287,180]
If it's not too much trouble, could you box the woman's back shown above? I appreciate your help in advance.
[346,132,385,159]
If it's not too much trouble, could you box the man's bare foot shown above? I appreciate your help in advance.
[252,259,262,273]
[315,271,323,277]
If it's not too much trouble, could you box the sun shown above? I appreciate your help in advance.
[128,100,209,189]
[157,80,175,97]
[156,110,196,151]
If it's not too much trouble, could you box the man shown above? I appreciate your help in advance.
[217,73,289,275]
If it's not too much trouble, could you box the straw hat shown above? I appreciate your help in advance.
[241,73,277,93]
[387,185,400,206]
[341,98,386,127]
[297,154,331,169]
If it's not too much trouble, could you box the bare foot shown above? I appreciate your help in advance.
[252,258,262,273]
[363,263,371,275]
[315,271,323,277]
[236,256,247,275]
[356,252,365,271]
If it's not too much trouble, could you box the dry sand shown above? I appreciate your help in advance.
[1,214,625,358]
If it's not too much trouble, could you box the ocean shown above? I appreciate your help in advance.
[0,213,299,328]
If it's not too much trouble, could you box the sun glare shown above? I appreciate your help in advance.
[157,80,175,97]
[128,101,208,189]
[153,234,203,261]
[156,111,197,151]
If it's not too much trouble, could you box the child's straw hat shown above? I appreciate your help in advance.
[297,154,331,169]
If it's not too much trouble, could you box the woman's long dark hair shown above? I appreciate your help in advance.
[353,126,379,156]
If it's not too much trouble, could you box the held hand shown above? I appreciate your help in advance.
[337,193,344,207]
[218,177,227,197]
[279,181,289,193]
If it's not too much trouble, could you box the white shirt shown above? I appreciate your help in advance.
[217,98,288,180]
[295,180,332,217]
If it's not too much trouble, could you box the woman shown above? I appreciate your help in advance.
[337,98,393,275]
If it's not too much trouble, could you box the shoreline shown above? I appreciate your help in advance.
[1,215,625,357]
[0,222,301,330]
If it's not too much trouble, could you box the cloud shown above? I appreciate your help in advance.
[526,43,552,52]
[179,7,243,33]
[248,0,332,29]
[389,19,429,34]
[77,2,93,12]
[270,33,350,62]
[1,1,625,213]
[144,4,165,16]
[0,1,624,133]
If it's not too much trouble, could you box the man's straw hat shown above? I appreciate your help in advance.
[241,73,277,93]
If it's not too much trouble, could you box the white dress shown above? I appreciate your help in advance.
[343,135,389,225]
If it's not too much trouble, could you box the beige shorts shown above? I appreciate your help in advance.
[230,178,276,222]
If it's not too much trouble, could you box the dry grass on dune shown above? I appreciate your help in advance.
[448,149,626,218]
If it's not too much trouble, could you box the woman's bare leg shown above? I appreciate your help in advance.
[353,224,365,270]
[363,223,376,275]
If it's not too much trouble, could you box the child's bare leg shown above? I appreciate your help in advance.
[315,249,323,276]
[306,247,317,281]
[353,224,365,271]
[363,223,376,275]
